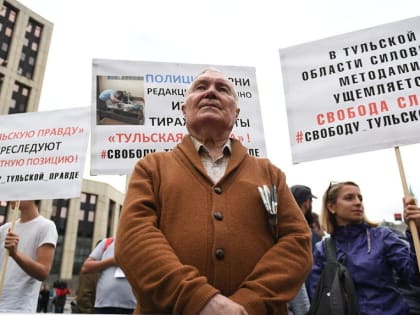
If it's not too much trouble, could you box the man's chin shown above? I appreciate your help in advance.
[189,118,230,133]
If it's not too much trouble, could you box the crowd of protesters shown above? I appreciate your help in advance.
[2,69,420,315]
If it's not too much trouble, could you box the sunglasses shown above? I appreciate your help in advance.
[326,181,340,198]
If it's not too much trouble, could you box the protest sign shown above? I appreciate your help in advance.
[0,107,90,201]
[91,59,266,175]
[279,16,420,164]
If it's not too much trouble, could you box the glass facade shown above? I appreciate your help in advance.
[50,198,70,274]
[18,18,42,79]
[9,80,30,113]
[106,199,115,237]
[0,201,8,226]
[0,1,17,66]
[72,193,98,275]
[0,72,3,99]
[0,190,121,280]
[0,2,50,115]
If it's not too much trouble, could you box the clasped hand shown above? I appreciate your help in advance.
[404,196,420,231]
[4,229,19,257]
[199,294,249,315]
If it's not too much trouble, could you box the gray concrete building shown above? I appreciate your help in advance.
[0,0,52,115]
[40,179,125,283]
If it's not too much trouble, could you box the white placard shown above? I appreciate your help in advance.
[0,107,90,201]
[91,59,266,175]
[279,17,420,163]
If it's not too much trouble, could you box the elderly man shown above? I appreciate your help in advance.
[115,68,312,315]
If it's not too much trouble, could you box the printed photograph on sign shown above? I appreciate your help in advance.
[96,75,145,125]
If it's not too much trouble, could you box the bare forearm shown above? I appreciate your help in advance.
[10,251,50,281]
[81,257,116,273]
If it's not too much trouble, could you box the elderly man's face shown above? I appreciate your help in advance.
[182,71,239,134]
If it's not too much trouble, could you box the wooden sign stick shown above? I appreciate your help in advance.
[394,146,420,270]
[0,201,20,298]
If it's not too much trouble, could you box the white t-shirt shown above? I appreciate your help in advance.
[90,238,136,309]
[0,216,58,313]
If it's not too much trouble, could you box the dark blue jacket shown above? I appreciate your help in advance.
[309,223,420,315]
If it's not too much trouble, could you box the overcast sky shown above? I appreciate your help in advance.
[18,0,420,222]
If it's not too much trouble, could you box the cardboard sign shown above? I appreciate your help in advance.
[280,17,420,163]
[91,59,266,174]
[0,107,90,201]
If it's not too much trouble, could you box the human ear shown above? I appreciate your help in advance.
[327,203,336,214]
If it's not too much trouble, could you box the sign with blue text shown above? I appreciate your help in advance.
[91,59,266,175]
[279,16,420,163]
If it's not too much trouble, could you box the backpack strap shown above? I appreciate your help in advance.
[103,237,114,252]
[324,237,337,262]
[325,236,360,315]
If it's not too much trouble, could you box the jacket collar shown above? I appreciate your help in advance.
[175,135,248,183]
[333,222,369,240]
[333,222,372,253]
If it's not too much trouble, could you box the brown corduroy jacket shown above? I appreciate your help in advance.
[115,136,312,315]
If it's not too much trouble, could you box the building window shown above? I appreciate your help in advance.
[0,201,9,226]
[0,2,18,66]
[77,193,97,238]
[0,72,4,95]
[18,18,43,80]
[5,27,11,37]
[106,200,116,237]
[8,9,15,22]
[50,199,70,275]
[73,193,98,275]
[9,81,31,114]
[51,199,70,235]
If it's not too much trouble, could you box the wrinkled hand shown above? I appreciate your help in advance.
[199,294,248,315]
[4,229,19,258]
[403,196,420,231]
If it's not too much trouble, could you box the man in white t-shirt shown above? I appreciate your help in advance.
[0,200,58,313]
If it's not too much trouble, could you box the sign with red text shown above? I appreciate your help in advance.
[91,59,266,175]
[279,16,420,163]
[0,107,90,201]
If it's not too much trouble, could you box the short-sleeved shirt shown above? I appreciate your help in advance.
[0,216,57,313]
[90,238,136,309]
[99,89,115,101]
